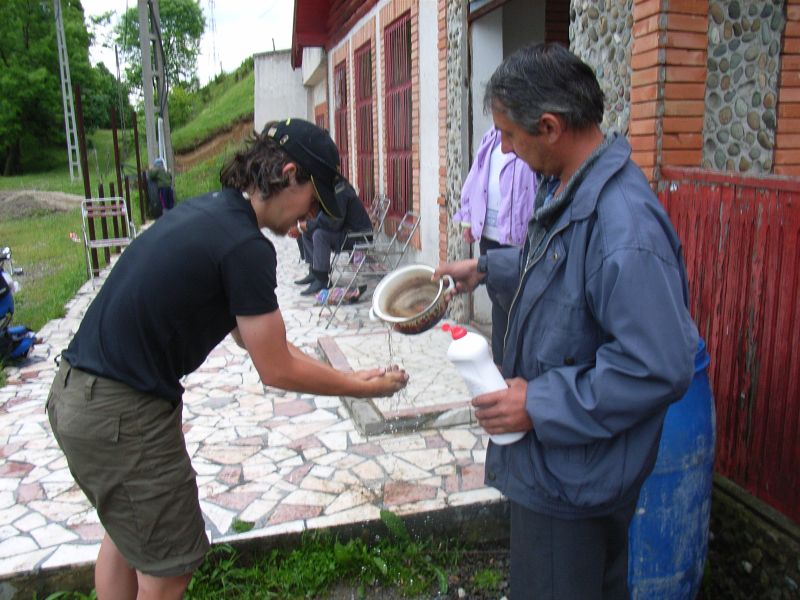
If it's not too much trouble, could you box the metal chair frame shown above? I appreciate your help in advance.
[81,197,137,286]
[329,193,391,270]
[320,210,420,328]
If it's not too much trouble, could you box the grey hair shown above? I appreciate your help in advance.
[483,42,605,135]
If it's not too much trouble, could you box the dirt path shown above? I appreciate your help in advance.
[0,190,85,220]
[173,119,254,173]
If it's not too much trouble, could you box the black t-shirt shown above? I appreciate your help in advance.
[63,188,279,403]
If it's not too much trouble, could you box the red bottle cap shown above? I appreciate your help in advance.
[441,323,467,339]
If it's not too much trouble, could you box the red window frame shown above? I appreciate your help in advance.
[384,12,412,216]
[354,43,375,207]
[334,60,349,180]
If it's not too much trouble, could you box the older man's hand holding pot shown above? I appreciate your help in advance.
[433,259,485,297]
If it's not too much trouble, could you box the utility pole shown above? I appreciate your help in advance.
[53,0,80,181]
[138,0,173,170]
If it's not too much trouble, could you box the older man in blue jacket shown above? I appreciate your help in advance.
[435,43,699,600]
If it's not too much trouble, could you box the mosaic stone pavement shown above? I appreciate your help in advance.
[0,229,501,581]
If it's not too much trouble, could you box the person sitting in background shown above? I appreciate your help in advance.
[453,126,537,363]
[148,157,175,211]
[292,180,373,296]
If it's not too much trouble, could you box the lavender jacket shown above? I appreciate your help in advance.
[454,127,537,246]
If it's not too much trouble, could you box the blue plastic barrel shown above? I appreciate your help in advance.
[628,339,716,599]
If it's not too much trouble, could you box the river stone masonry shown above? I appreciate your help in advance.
[705,1,786,173]
[570,0,634,135]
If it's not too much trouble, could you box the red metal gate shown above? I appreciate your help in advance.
[659,166,800,522]
[354,42,375,207]
[384,12,412,216]
[334,60,349,180]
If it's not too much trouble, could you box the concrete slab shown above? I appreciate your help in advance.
[319,327,476,436]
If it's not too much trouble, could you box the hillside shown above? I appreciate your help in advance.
[171,70,255,155]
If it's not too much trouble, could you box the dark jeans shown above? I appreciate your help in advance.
[480,237,512,364]
[302,228,373,273]
[159,186,175,210]
[509,498,638,600]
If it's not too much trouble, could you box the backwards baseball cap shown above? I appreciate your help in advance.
[266,118,346,219]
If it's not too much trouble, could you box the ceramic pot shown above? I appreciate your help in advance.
[370,264,455,335]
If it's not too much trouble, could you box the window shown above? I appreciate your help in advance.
[354,43,375,207]
[384,12,412,216]
[334,60,349,180]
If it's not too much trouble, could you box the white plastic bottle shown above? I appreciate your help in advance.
[442,324,526,445]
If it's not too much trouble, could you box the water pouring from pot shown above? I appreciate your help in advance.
[370,264,455,335]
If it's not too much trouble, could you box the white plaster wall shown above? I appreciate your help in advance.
[416,0,440,266]
[470,9,504,159]
[254,50,308,131]
[468,9,504,322]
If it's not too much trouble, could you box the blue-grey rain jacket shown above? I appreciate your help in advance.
[483,134,699,518]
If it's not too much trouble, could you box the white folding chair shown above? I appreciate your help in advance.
[81,197,137,286]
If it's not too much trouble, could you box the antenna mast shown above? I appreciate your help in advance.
[53,0,81,181]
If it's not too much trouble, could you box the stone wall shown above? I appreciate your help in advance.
[570,0,634,135]
[704,1,785,173]
[444,0,469,322]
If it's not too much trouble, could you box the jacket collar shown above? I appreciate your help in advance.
[568,132,631,220]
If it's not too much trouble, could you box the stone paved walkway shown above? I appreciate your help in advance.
[0,230,500,582]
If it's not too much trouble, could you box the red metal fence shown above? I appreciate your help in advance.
[384,12,412,217]
[659,166,800,522]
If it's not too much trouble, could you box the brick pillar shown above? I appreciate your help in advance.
[776,0,800,176]
[629,0,707,184]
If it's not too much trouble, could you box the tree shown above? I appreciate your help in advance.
[114,0,205,96]
[0,0,124,175]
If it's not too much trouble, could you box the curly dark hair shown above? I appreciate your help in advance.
[219,121,311,196]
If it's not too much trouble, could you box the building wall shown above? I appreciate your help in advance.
[253,50,309,131]
[569,0,799,180]
[704,1,784,173]
[418,0,441,265]
[326,0,444,265]
[571,0,633,135]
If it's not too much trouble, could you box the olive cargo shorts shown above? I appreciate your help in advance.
[47,360,209,577]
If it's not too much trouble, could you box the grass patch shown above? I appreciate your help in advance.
[171,71,255,154]
[0,171,86,196]
[41,511,461,599]
[0,209,86,333]
[473,567,504,592]
[173,140,240,202]
[0,209,86,385]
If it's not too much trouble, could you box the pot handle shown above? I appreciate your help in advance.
[442,274,455,297]
[369,306,378,322]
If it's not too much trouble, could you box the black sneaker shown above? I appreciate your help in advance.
[294,271,315,285]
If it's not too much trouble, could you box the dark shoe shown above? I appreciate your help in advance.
[300,278,327,296]
[294,271,315,285]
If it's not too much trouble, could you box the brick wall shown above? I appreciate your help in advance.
[629,0,707,183]
[777,0,800,176]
